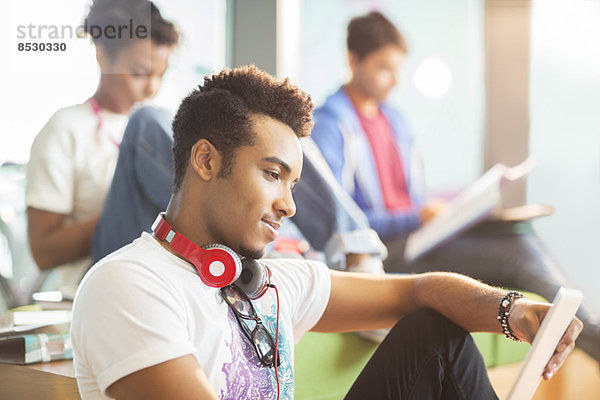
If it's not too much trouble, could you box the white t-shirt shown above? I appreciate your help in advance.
[71,232,331,400]
[26,101,129,287]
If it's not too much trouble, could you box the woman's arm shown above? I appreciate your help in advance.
[27,207,98,270]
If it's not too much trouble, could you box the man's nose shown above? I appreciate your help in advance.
[276,189,296,218]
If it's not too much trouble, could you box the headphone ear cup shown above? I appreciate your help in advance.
[199,244,242,288]
[234,258,271,300]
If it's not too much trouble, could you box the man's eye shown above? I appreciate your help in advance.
[265,170,280,181]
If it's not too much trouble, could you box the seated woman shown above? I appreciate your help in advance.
[26,0,178,292]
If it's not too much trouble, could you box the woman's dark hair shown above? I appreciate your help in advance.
[84,0,179,60]
[347,11,407,60]
[171,65,314,191]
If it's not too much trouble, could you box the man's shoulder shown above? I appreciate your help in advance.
[94,232,157,261]
[312,102,345,138]
[72,234,186,328]
[80,234,164,287]
[313,103,338,123]
[314,88,348,118]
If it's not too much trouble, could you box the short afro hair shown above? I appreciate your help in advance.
[171,65,314,191]
[347,11,407,60]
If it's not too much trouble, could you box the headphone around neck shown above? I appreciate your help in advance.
[151,212,271,299]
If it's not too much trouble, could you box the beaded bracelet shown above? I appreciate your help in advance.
[498,291,525,342]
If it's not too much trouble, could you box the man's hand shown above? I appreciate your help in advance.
[419,199,446,223]
[508,298,583,381]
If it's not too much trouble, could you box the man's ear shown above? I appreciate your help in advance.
[347,51,359,73]
[190,139,221,180]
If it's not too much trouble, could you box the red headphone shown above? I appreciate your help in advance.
[151,213,271,299]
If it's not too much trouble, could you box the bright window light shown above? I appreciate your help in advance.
[413,57,453,99]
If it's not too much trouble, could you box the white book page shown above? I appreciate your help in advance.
[503,157,537,182]
[404,157,536,262]
[12,310,72,326]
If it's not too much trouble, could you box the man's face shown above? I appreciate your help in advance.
[351,44,406,102]
[201,116,303,259]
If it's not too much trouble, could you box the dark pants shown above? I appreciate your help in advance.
[346,309,498,400]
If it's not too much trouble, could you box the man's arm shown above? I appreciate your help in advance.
[313,271,582,380]
[312,271,514,333]
[106,355,219,400]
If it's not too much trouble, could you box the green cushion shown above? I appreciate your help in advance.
[471,332,530,368]
[294,332,377,400]
[294,331,531,399]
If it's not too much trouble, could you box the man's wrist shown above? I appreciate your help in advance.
[498,291,525,341]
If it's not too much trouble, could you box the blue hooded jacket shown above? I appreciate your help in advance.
[311,87,426,239]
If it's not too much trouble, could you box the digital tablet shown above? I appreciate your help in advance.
[505,287,582,400]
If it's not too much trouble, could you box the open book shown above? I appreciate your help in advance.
[32,290,75,311]
[404,157,539,262]
[0,310,72,336]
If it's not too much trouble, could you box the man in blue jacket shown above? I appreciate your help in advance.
[311,11,600,361]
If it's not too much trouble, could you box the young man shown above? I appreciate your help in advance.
[89,107,386,272]
[310,11,600,360]
[71,66,581,399]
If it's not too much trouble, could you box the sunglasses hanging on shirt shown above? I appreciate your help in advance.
[220,284,280,367]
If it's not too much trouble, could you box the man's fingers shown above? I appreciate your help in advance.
[559,317,583,350]
[570,317,584,338]
[543,341,575,380]
[549,341,575,369]
[556,324,577,351]
[542,318,582,381]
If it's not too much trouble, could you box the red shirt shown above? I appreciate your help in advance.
[357,110,412,211]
